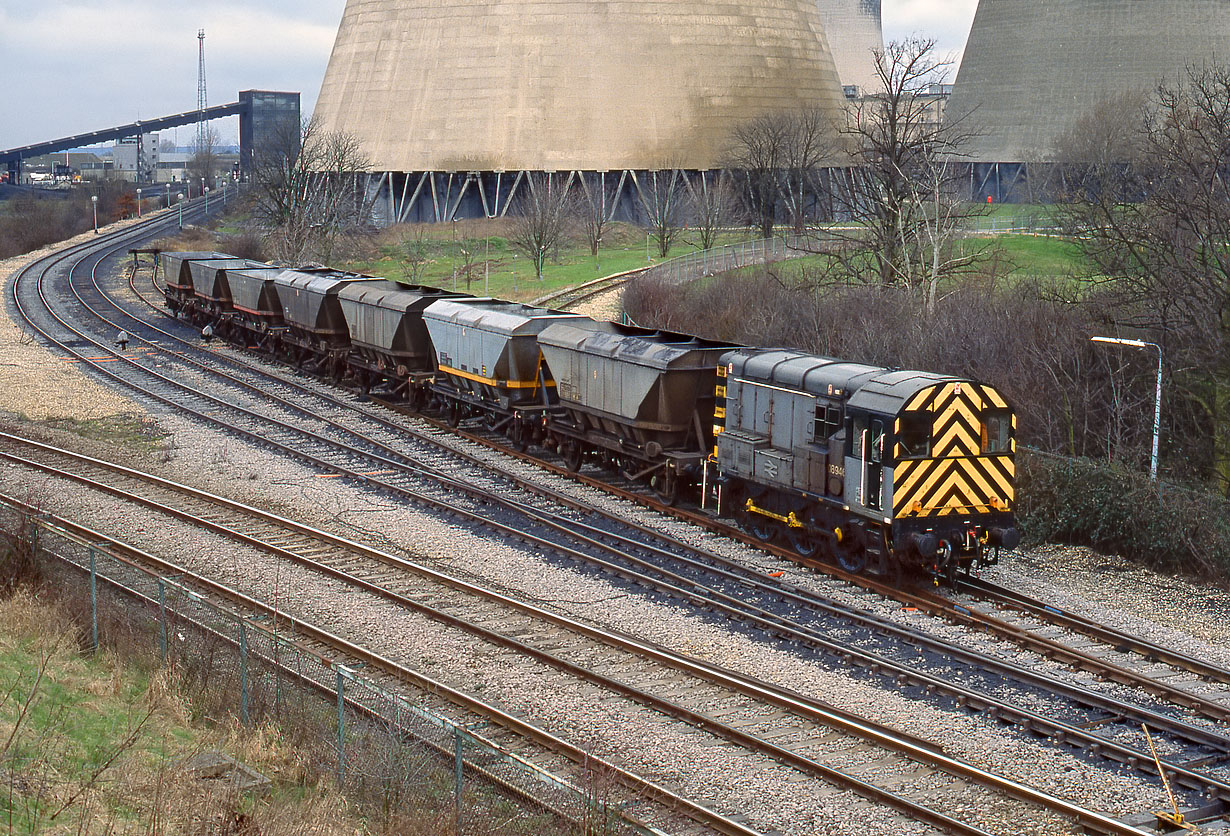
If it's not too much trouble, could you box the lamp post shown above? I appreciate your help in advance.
[91,195,98,234]
[1091,336,1163,480]
[177,193,185,229]
[136,188,142,219]
[204,187,210,212]
[596,235,602,273]
[165,183,170,209]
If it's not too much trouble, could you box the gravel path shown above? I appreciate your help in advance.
[4,246,1227,832]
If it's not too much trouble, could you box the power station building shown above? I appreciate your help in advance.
[314,0,854,222]
[946,0,1230,201]
[818,0,883,96]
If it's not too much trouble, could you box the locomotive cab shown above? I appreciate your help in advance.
[846,377,1020,579]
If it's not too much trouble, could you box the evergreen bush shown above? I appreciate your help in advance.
[1017,450,1230,580]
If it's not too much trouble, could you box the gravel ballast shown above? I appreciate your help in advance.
[4,245,1227,832]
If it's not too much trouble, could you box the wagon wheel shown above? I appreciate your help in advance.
[407,386,427,412]
[562,442,584,472]
[507,419,529,452]
[445,399,463,428]
[652,470,680,506]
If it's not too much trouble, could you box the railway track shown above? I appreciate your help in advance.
[0,432,1152,836]
[0,491,742,836]
[530,269,641,311]
[13,219,1230,829]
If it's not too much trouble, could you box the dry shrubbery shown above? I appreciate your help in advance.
[0,536,581,836]
[0,588,350,835]
[0,183,134,260]
[625,268,1137,463]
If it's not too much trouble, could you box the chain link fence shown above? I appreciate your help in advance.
[0,498,647,836]
[640,233,822,286]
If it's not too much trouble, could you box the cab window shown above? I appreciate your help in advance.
[983,410,1012,454]
[897,414,932,459]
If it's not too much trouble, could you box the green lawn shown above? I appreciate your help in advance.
[965,233,1086,278]
[343,222,755,302]
[720,231,1087,288]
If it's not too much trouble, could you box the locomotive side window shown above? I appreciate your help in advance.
[984,409,1012,454]
[897,413,932,459]
[813,404,841,443]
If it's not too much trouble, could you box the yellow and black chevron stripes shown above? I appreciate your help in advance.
[894,455,1016,517]
[895,381,1015,518]
[713,364,727,455]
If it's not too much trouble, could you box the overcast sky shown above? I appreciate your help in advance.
[0,0,979,150]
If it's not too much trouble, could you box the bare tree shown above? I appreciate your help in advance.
[640,168,687,258]
[250,115,377,263]
[826,38,987,308]
[726,110,841,239]
[399,225,432,284]
[509,173,568,281]
[569,177,612,259]
[687,170,736,251]
[727,114,791,239]
[1059,65,1230,488]
[186,127,222,188]
[780,109,840,233]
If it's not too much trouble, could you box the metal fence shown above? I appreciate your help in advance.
[0,498,644,836]
[640,233,822,286]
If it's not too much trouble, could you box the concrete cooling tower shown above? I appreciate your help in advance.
[314,0,848,173]
[947,0,1230,163]
[817,0,883,94]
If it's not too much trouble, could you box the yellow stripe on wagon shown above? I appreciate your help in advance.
[438,364,553,390]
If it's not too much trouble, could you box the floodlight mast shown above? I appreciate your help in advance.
[1090,336,1163,479]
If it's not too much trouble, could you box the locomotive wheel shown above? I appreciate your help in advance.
[787,527,819,558]
[445,400,463,428]
[741,509,777,543]
[837,539,868,575]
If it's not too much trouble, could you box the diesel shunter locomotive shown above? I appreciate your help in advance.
[161,251,1020,580]
[710,349,1020,580]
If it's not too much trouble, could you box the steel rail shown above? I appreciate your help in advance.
[0,495,731,836]
[529,268,641,310]
[957,576,1230,688]
[0,438,1151,836]
[20,221,1224,821]
[63,258,1230,789]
